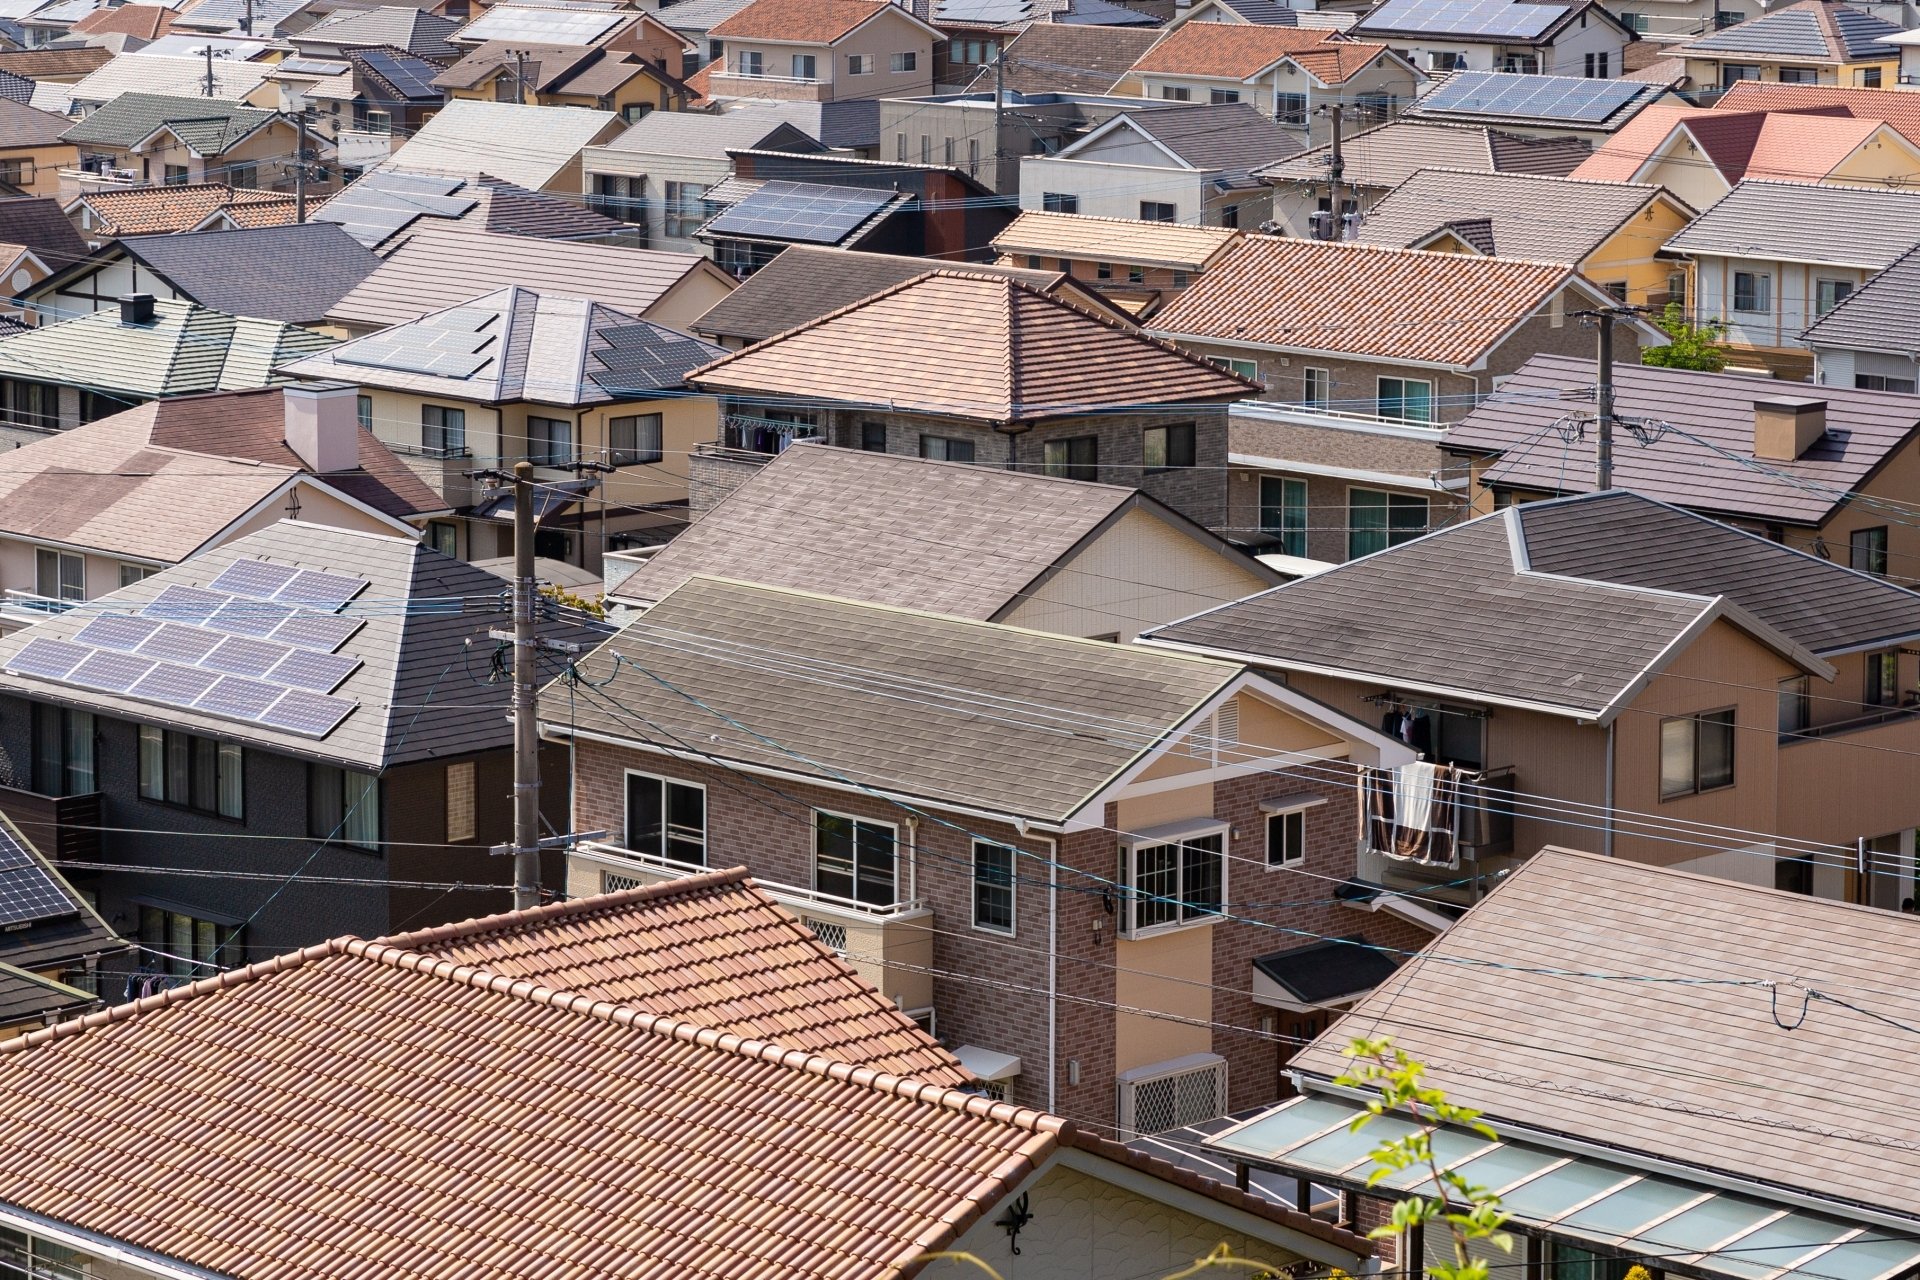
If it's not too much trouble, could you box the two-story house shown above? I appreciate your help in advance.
[704,0,941,104]
[1667,0,1900,90]
[431,41,687,122]
[58,92,330,193]
[0,810,127,1035]
[558,573,1426,1127]
[1803,243,1920,393]
[378,99,623,194]
[1350,0,1636,75]
[990,210,1241,317]
[0,98,76,199]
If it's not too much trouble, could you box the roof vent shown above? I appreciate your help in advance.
[119,293,156,326]
[1753,397,1826,461]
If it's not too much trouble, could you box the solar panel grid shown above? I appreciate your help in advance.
[137,623,225,665]
[209,559,303,600]
[76,615,163,652]
[203,636,293,678]
[195,676,284,720]
[0,828,29,874]
[274,570,368,611]
[129,662,222,705]
[268,650,361,693]
[143,586,231,623]
[259,689,356,736]
[0,827,76,925]
[272,614,362,652]
[5,639,88,680]
[209,599,297,637]
[69,650,156,694]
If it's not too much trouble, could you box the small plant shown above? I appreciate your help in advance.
[1641,302,1727,372]
[539,582,606,619]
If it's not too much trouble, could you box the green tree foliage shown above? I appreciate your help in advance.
[1641,303,1727,372]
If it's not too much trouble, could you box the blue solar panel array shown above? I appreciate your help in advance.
[1421,71,1647,123]
[356,47,441,100]
[0,821,77,927]
[1360,0,1567,40]
[704,181,899,246]
[4,559,367,741]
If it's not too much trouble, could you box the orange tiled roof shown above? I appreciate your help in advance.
[1149,235,1575,367]
[710,0,904,44]
[1289,40,1392,85]
[688,270,1258,421]
[386,868,972,1086]
[1570,102,1898,184]
[1128,21,1336,78]
[68,3,176,38]
[1567,102,1704,181]
[75,184,296,235]
[1715,79,1920,147]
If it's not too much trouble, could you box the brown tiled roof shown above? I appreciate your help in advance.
[0,98,75,149]
[386,867,970,1085]
[75,183,296,236]
[68,3,176,38]
[1714,80,1920,146]
[992,210,1240,271]
[977,22,1162,93]
[1289,41,1393,84]
[1149,235,1576,367]
[688,270,1257,422]
[1128,22,1336,77]
[710,0,904,43]
[1565,103,1886,184]
[0,46,113,78]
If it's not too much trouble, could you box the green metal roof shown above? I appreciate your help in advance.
[61,92,276,154]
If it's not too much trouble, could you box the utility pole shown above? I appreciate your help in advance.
[510,460,540,910]
[992,45,1004,192]
[293,105,310,222]
[513,48,529,104]
[203,42,216,97]
[242,0,252,36]
[1595,308,1615,490]
[1326,103,1345,241]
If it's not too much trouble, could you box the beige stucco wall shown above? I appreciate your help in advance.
[649,268,736,332]
[0,143,77,199]
[1580,196,1694,306]
[1113,924,1214,1073]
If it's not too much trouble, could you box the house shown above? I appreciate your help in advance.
[684,270,1258,529]
[286,4,462,59]
[1143,490,1920,905]
[0,294,331,432]
[61,51,273,111]
[65,181,298,237]
[0,384,443,621]
[323,220,736,336]
[336,46,446,172]
[1401,68,1679,140]
[0,811,126,1035]
[431,41,687,122]
[24,222,380,328]
[1660,179,1920,377]
[448,0,655,50]
[579,103,827,247]
[1169,0,1358,28]
[0,876,1374,1280]
[1258,120,1591,238]
[1568,103,1920,212]
[990,210,1240,316]
[1352,170,1696,308]
[1207,848,1920,1280]
[603,441,1282,639]
[689,243,1133,347]
[377,99,623,193]
[1020,102,1302,229]
[58,92,326,194]
[1113,23,1421,147]
[1711,77,1920,144]
[0,98,74,198]
[166,0,317,37]
[1667,0,1900,90]
[872,90,1168,195]
[282,285,724,567]
[1145,236,1656,423]
[314,166,638,250]
[0,520,602,958]
[0,196,86,273]
[1445,353,1920,585]
[920,0,1159,92]
[967,20,1163,95]
[1803,243,1920,393]
[1351,0,1635,75]
[559,573,1426,1119]
[703,0,942,105]
[0,46,110,86]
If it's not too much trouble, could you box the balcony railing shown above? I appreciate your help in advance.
[0,590,78,624]
[580,840,923,916]
[1362,765,1516,866]
[1783,702,1920,743]
[0,782,102,863]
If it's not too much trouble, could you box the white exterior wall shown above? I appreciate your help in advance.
[1540,14,1630,73]
[1018,156,1208,224]
[1814,346,1920,391]
[30,255,185,324]
[1372,18,1625,74]
[1693,253,1873,354]
[580,144,732,254]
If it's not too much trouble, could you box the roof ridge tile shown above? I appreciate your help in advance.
[380,866,754,950]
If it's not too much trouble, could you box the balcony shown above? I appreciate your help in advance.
[570,841,936,1010]
[0,590,77,629]
[706,69,831,101]
[336,128,392,169]
[0,782,101,863]
[1357,766,1517,907]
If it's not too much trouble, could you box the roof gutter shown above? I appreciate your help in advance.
[1145,327,1472,373]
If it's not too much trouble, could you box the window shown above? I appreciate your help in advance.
[1,378,62,429]
[1348,488,1427,559]
[1429,50,1466,70]
[137,906,243,978]
[1815,278,1854,315]
[1721,62,1760,87]
[1778,675,1810,736]
[1274,91,1307,124]
[1140,201,1176,223]
[968,138,979,174]
[625,771,706,864]
[1042,191,1078,213]
[1043,435,1097,481]
[1172,270,1190,288]
[1129,264,1146,284]
[1159,85,1192,101]
[78,390,120,423]
[920,434,975,462]
[972,841,1015,934]
[737,50,764,75]
[227,162,257,189]
[664,181,715,239]
[896,132,907,161]
[791,53,816,78]
[30,705,92,797]
[34,548,82,602]
[1778,66,1817,83]
[944,136,956,165]
[421,404,466,457]
[1025,254,1042,269]
[815,811,897,906]
[848,52,871,73]
[362,108,392,133]
[1583,51,1609,76]
[445,760,475,842]
[1211,356,1256,380]
[1122,829,1224,935]
[1209,88,1240,104]
[891,50,916,72]
[955,38,992,63]
[1260,476,1306,556]
[1143,422,1196,471]
[120,563,156,587]
[920,135,931,164]
[1377,376,1432,422]
[591,174,645,225]
[0,159,30,186]
[621,102,652,124]
[1303,366,1330,408]
[309,763,377,847]
[1850,526,1888,576]
[860,421,888,452]
[1266,808,1305,868]
[427,520,457,558]
[609,413,663,466]
[527,415,573,466]
[1855,374,1917,393]
[1866,650,1900,707]
[1859,66,1883,87]
[163,164,189,185]
[1219,203,1239,229]
[1096,262,1112,280]
[1659,709,1735,798]
[1603,281,1628,303]
[355,394,372,431]
[140,725,243,819]
[494,70,519,100]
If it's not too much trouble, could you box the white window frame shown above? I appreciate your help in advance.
[1263,799,1320,869]
[624,768,708,865]
[848,52,871,74]
[1119,821,1228,939]
[813,808,900,907]
[891,50,917,72]
[971,840,1017,936]
[1303,365,1331,408]
[791,53,816,79]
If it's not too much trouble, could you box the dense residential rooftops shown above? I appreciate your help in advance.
[0,196,89,268]
[0,46,113,78]
[1258,120,1591,187]
[67,184,297,237]
[1712,79,1920,146]
[1065,101,1303,179]
[1571,103,1910,184]
[976,22,1162,93]
[0,298,330,398]
[64,52,271,104]
[292,4,462,56]
[1148,236,1598,368]
[1354,0,1617,44]
[313,169,632,249]
[378,99,619,190]
[1125,21,1338,77]
[687,270,1256,422]
[92,224,382,325]
[1405,70,1671,132]
[1281,846,1920,1224]
[1445,354,1920,525]
[59,91,279,154]
[992,209,1241,271]
[709,0,938,42]
[67,2,175,37]
[593,102,823,157]
[1669,0,1900,62]
[1800,242,1920,354]
[1354,170,1687,262]
[450,1,631,46]
[1663,178,1920,268]
[1142,493,1861,719]
[431,40,667,95]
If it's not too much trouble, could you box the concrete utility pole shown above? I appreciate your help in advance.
[992,45,1004,190]
[1595,308,1615,490]
[203,42,216,97]
[512,48,530,104]
[1326,104,1345,241]
[293,105,310,221]
[510,460,540,910]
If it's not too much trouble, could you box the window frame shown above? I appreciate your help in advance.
[1042,191,1078,213]
[1140,201,1177,223]
[971,839,1017,935]
[608,412,664,466]
[34,547,83,603]
[813,809,899,907]
[309,761,377,849]
[30,704,93,798]
[137,904,243,978]
[1259,475,1307,556]
[1865,650,1900,708]
[890,50,917,72]
[421,403,466,457]
[1302,366,1331,408]
[1275,91,1307,125]
[791,52,816,79]
[737,49,764,76]
[445,759,476,843]
[1120,824,1227,938]
[919,434,975,463]
[624,768,708,865]
[1376,375,1433,423]
[526,414,573,466]
[139,725,244,820]
[1042,434,1098,482]
[1347,487,1428,560]
[1850,525,1889,577]
[1731,270,1772,314]
[1778,674,1810,737]
[1264,806,1309,870]
[664,180,715,239]
[355,393,373,431]
[1658,708,1736,800]
[1142,422,1196,472]
[848,52,871,74]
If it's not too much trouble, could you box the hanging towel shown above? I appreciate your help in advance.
[1394,761,1438,834]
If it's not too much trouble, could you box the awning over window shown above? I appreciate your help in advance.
[953,1044,1021,1082]
[1206,1095,1920,1280]
[1250,936,1399,1011]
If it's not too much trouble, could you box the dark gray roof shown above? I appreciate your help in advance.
[1672,0,1899,61]
[1208,0,1302,23]
[1663,179,1920,269]
[658,0,758,33]
[1105,102,1303,179]
[597,104,825,158]
[0,811,126,978]
[0,195,90,272]
[0,69,32,106]
[0,523,604,771]
[1357,169,1671,262]
[1802,242,1920,355]
[1253,936,1399,1005]
[1517,492,1920,655]
[978,22,1162,93]
[1446,353,1920,526]
[114,223,382,324]
[1143,498,1826,719]
[60,92,275,153]
[295,5,461,55]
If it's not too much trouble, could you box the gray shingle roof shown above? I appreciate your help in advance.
[596,103,825,158]
[1671,0,1899,61]
[1663,179,1920,269]
[114,223,381,325]
[1447,353,1920,525]
[60,91,275,154]
[0,95,64,145]
[171,0,312,32]
[0,523,601,769]
[1801,241,1920,355]
[1355,169,1676,262]
[971,22,1162,93]
[294,5,461,56]
[1259,121,1589,186]
[552,575,1242,823]
[1102,102,1303,178]
[0,195,91,270]
[657,0,760,33]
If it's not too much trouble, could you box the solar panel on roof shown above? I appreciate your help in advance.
[6,638,90,680]
[203,636,293,678]
[210,598,296,638]
[76,614,163,652]
[275,570,368,611]
[128,662,222,706]
[271,613,362,653]
[137,623,224,665]
[258,689,356,737]
[143,586,231,624]
[456,5,621,43]
[1423,71,1643,123]
[0,823,76,927]
[68,650,156,694]
[194,676,284,720]
[313,170,477,248]
[704,181,898,246]
[210,559,303,600]
[1362,0,1565,39]
[357,47,441,99]
[334,311,499,380]
[268,649,361,693]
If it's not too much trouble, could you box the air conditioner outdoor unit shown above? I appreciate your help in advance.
[1117,1053,1228,1138]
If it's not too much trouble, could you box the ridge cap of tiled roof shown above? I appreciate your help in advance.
[379,866,756,951]
[999,208,1240,236]
[1397,164,1662,193]
[687,267,955,376]
[1232,231,1581,275]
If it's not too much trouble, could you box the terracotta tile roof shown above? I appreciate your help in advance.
[387,868,971,1085]
[1569,103,1896,183]
[1148,235,1576,367]
[0,46,113,78]
[688,270,1256,422]
[1289,40,1393,84]
[1126,21,1336,77]
[1714,79,1920,146]
[67,3,176,38]
[709,0,904,43]
[992,209,1240,270]
[74,183,296,236]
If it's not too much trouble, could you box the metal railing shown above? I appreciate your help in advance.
[1783,702,1920,743]
[0,589,78,621]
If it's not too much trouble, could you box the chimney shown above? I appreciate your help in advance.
[119,293,156,325]
[1753,397,1827,461]
[282,382,360,475]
